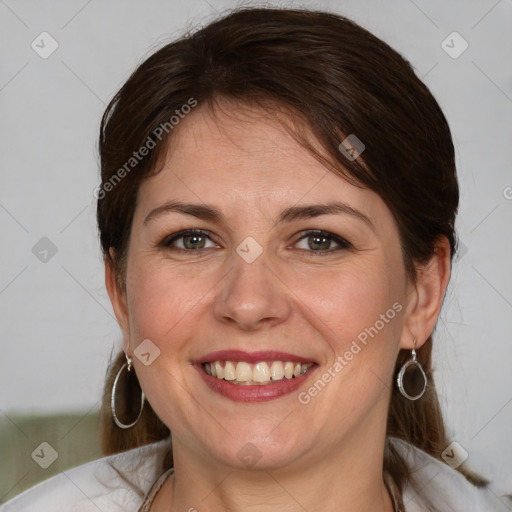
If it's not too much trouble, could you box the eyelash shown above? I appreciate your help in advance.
[160,229,352,255]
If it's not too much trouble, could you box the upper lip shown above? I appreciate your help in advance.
[194,350,317,365]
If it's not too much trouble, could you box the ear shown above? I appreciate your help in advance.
[105,249,130,350]
[400,236,452,350]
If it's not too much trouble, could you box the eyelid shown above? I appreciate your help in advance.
[161,229,220,249]
[160,228,351,253]
[293,229,352,252]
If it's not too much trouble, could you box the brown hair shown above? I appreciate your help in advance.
[97,7,476,491]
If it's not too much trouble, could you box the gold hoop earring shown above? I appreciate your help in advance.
[111,353,145,429]
[397,340,427,401]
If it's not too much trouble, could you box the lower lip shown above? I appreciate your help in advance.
[195,364,318,402]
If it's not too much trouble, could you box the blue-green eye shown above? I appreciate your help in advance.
[295,230,351,253]
[161,229,350,254]
[163,230,217,250]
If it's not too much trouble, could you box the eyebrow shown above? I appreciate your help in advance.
[144,201,225,225]
[276,202,374,230]
[143,200,374,230]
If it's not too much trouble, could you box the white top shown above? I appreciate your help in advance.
[1,437,510,511]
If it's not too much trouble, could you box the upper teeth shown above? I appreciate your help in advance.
[203,360,312,384]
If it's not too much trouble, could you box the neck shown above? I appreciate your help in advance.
[153,425,395,512]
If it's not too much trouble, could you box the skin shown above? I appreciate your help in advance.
[106,102,451,512]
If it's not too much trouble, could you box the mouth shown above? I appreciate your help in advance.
[202,360,313,385]
[194,350,318,402]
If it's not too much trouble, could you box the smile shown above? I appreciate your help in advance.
[195,350,318,402]
[202,360,314,385]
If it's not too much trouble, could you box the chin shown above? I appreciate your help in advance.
[202,427,314,471]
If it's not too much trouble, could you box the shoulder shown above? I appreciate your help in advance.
[388,437,512,512]
[0,438,172,512]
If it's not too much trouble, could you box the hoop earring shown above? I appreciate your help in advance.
[397,340,427,401]
[111,353,145,429]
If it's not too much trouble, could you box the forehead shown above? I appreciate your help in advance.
[166,103,328,187]
[135,102,386,223]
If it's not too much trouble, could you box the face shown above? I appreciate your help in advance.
[111,103,416,472]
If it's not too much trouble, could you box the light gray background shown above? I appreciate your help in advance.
[1,0,511,495]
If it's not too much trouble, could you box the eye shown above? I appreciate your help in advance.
[162,230,219,250]
[294,230,351,253]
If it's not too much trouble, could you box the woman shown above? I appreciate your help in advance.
[1,7,509,512]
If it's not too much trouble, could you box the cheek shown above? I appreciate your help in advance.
[124,259,207,350]
[286,262,405,412]
[123,260,212,424]
[290,259,403,350]
[286,260,404,443]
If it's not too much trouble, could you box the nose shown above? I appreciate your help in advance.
[212,249,293,331]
